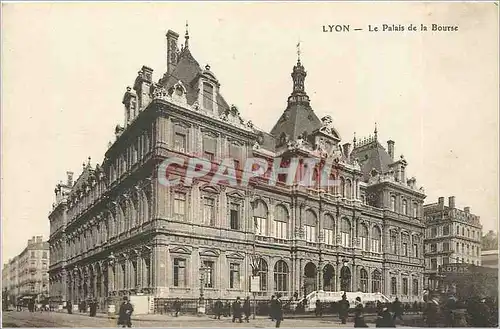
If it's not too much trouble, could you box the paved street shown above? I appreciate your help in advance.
[2,310,414,328]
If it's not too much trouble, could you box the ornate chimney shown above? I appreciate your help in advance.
[387,140,395,160]
[166,30,179,74]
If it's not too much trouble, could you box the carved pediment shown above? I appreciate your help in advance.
[226,252,245,260]
[199,248,220,257]
[170,246,191,255]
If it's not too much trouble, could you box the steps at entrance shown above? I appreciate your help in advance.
[297,291,391,311]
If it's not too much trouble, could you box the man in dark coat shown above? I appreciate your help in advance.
[117,296,134,328]
[338,293,350,324]
[224,301,231,317]
[243,296,251,322]
[392,297,403,322]
[213,298,223,319]
[173,298,181,317]
[67,300,73,314]
[269,295,276,321]
[315,299,322,317]
[274,293,284,328]
[232,297,243,323]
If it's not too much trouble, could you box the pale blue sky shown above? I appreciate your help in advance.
[2,2,498,262]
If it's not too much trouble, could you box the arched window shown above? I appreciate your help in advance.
[391,277,397,295]
[402,200,408,215]
[372,270,381,293]
[390,196,396,212]
[274,205,288,240]
[371,226,382,252]
[413,202,418,217]
[274,260,289,294]
[304,210,317,242]
[341,218,351,247]
[340,177,346,197]
[359,224,368,251]
[328,173,337,195]
[402,278,408,295]
[253,201,268,236]
[322,214,335,245]
[359,269,368,292]
[346,179,352,199]
[257,258,268,292]
[323,264,335,291]
[203,82,214,112]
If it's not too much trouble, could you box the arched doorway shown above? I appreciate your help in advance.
[323,264,335,291]
[304,262,317,296]
[340,266,351,292]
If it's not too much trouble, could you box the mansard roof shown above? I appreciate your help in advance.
[158,47,230,116]
[351,139,394,181]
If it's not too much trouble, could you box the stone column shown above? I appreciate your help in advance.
[152,244,169,297]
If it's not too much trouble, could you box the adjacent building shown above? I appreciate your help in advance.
[423,197,482,284]
[2,236,50,304]
[48,27,427,311]
[481,249,498,269]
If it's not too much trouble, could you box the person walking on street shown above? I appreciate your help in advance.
[214,298,223,319]
[315,299,322,317]
[274,293,284,328]
[173,298,181,317]
[232,297,243,323]
[243,296,251,323]
[392,297,404,322]
[354,297,368,328]
[338,293,349,324]
[67,300,72,314]
[117,296,134,328]
[224,301,231,317]
[269,295,276,321]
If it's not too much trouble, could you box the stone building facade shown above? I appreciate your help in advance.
[3,236,49,303]
[423,196,483,284]
[48,27,426,309]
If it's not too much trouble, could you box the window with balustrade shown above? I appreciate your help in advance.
[253,200,268,236]
[359,224,368,251]
[274,205,289,240]
[323,215,335,245]
[341,218,351,247]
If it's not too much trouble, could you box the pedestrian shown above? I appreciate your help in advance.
[293,291,298,301]
[424,298,439,327]
[354,297,368,328]
[224,301,231,317]
[214,298,223,319]
[274,293,284,328]
[232,297,243,323]
[392,297,403,322]
[90,300,97,317]
[163,301,168,315]
[173,298,181,317]
[243,296,251,323]
[67,300,73,314]
[338,293,349,324]
[117,296,134,328]
[315,299,322,317]
[269,295,276,321]
[376,307,396,327]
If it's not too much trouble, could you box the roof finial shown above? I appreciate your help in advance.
[88,156,91,165]
[353,132,357,147]
[296,39,301,63]
[374,122,378,140]
[184,21,189,49]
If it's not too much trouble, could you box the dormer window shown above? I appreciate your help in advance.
[203,82,214,112]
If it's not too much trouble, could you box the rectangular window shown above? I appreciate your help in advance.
[203,135,216,161]
[443,242,449,251]
[430,243,437,252]
[31,251,35,258]
[42,251,47,259]
[402,278,408,295]
[443,225,450,236]
[203,197,215,226]
[174,132,187,152]
[230,203,240,230]
[255,217,267,236]
[443,257,449,265]
[431,258,437,270]
[274,221,287,240]
[402,243,408,256]
[304,225,316,242]
[229,263,240,289]
[229,144,242,169]
[173,258,186,287]
[173,192,187,220]
[203,83,214,112]
[372,239,381,253]
[203,260,215,288]
[390,235,397,254]
[431,227,437,238]
[323,229,335,245]
[341,231,350,247]
[412,279,419,296]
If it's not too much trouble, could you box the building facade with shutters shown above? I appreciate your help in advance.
[423,196,483,284]
[48,27,426,308]
[3,236,49,303]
